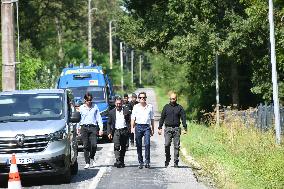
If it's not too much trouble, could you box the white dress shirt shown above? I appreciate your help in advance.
[79,104,103,131]
[115,109,127,129]
[131,103,154,125]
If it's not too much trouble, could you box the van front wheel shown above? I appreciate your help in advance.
[61,166,71,183]
[61,156,72,183]
[71,159,78,175]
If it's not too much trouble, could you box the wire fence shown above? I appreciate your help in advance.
[222,104,284,133]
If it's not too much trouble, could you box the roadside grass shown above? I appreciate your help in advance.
[154,86,284,189]
[181,123,284,189]
[154,87,169,112]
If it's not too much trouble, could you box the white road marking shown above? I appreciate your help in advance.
[87,146,113,189]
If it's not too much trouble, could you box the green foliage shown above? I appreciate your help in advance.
[16,40,47,89]
[3,0,121,90]
[181,123,284,189]
[118,0,284,119]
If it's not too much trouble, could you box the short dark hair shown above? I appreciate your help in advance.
[123,93,128,98]
[116,96,122,101]
[138,92,147,98]
[84,93,92,101]
[132,93,137,98]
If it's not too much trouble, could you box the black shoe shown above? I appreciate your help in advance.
[121,163,125,168]
[114,162,119,167]
[145,163,150,168]
[174,162,179,168]
[165,161,169,167]
[138,164,143,169]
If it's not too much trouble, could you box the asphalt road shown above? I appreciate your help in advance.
[1,88,208,189]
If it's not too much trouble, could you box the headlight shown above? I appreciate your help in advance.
[49,128,67,141]
[100,109,109,117]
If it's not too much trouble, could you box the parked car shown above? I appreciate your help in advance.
[0,89,80,183]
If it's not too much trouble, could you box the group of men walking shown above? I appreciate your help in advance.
[78,91,187,170]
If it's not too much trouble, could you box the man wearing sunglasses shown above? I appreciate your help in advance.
[131,92,155,169]
[79,93,103,169]
[158,92,187,168]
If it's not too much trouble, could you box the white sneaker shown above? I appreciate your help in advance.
[90,159,95,168]
[84,164,90,169]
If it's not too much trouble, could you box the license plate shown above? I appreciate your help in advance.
[7,158,34,165]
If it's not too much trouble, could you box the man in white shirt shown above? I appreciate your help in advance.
[131,92,155,169]
[107,97,130,168]
[79,93,103,169]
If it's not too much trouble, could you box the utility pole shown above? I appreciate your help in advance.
[268,0,281,144]
[1,0,16,91]
[139,55,142,85]
[109,20,114,69]
[131,50,134,85]
[88,0,96,65]
[120,42,124,91]
[216,53,220,126]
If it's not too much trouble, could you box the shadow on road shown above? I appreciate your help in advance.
[0,168,100,188]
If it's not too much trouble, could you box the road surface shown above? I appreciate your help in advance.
[1,88,208,189]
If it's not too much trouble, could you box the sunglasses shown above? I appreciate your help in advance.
[138,96,147,99]
[170,98,176,100]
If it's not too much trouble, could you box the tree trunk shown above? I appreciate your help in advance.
[55,17,64,62]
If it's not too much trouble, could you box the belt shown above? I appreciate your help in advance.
[165,124,179,128]
[115,127,128,130]
[82,124,97,127]
[136,124,150,126]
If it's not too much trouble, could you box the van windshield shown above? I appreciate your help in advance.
[69,86,106,103]
[0,93,64,122]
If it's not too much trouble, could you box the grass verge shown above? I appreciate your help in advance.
[181,123,284,189]
[153,86,169,112]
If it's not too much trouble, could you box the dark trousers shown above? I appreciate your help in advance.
[135,124,151,164]
[129,132,135,144]
[81,126,97,164]
[126,128,135,147]
[113,127,128,164]
[164,127,181,162]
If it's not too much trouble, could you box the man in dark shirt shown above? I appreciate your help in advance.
[129,93,138,146]
[130,93,139,108]
[158,92,187,167]
[122,94,133,148]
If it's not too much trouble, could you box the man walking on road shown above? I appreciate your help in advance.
[79,93,103,169]
[131,92,155,169]
[123,93,133,149]
[158,92,187,167]
[129,93,139,146]
[130,93,139,108]
[107,97,130,168]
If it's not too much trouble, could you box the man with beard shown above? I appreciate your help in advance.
[107,97,130,168]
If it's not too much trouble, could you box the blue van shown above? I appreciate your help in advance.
[57,64,115,136]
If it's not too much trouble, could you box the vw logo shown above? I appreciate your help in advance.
[15,134,25,147]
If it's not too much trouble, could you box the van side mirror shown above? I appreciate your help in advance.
[70,112,81,123]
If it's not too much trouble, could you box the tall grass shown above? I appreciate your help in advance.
[182,123,284,189]
[154,87,169,112]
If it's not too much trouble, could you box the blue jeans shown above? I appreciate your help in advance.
[135,124,151,164]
